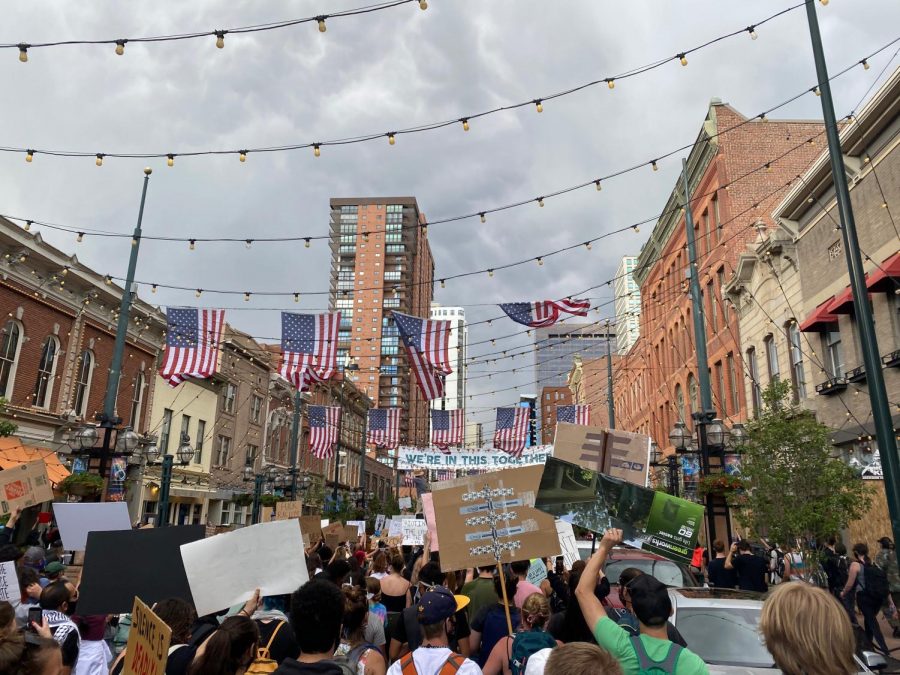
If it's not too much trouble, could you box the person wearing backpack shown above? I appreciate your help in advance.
[386,587,482,675]
[841,542,889,654]
[875,537,900,638]
[253,595,300,668]
[576,528,709,675]
[335,587,386,675]
[481,593,557,675]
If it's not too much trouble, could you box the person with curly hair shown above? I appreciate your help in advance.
[335,587,386,675]
[482,592,558,675]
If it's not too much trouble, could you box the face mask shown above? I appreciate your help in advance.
[66,600,77,616]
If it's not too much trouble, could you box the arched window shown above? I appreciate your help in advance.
[687,373,699,417]
[675,384,685,423]
[73,350,94,417]
[0,321,23,398]
[130,372,145,430]
[33,336,60,408]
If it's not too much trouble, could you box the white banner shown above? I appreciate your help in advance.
[397,445,553,470]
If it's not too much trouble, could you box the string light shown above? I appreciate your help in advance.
[25,150,33,163]
[294,293,300,303]
[678,53,688,67]
[820,0,828,5]
[239,151,247,162]
[316,16,327,33]
[23,220,31,232]
[419,0,427,9]
[488,269,494,278]
[595,180,602,191]
[95,154,104,167]
[536,257,543,266]
[244,292,251,302]
[215,31,226,49]
[748,26,758,40]
[440,279,445,288]
[862,58,870,70]
[632,225,640,233]
[304,238,311,248]
[189,239,196,250]
[167,154,175,167]
[17,44,28,63]
[76,232,84,243]
[104,275,113,285]
[479,213,486,224]
[759,113,768,123]
[115,40,126,56]
[607,78,615,89]
[537,197,544,207]
[313,144,321,157]
[651,160,659,172]
[461,119,470,132]
[245,239,253,249]
[584,241,592,250]
[813,86,821,96]
[196,289,203,298]
[534,100,543,113]
[151,284,157,294]
[387,133,396,146]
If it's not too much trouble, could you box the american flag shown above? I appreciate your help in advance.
[392,311,452,401]
[431,409,464,450]
[557,404,591,426]
[403,471,415,487]
[493,407,530,457]
[435,469,454,482]
[160,308,225,387]
[499,298,591,328]
[280,312,340,391]
[309,405,341,459]
[367,408,400,449]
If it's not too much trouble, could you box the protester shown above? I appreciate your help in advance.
[546,568,609,644]
[766,542,785,586]
[335,587,386,675]
[189,615,260,675]
[875,537,900,638]
[15,567,43,627]
[0,599,62,675]
[254,595,301,666]
[576,528,708,675]
[705,541,736,589]
[724,541,768,592]
[842,542,890,654]
[369,552,389,580]
[833,543,858,626]
[509,561,541,609]
[39,580,80,675]
[469,574,520,668]
[43,562,66,585]
[0,507,22,546]
[461,566,498,622]
[542,557,569,614]
[688,544,707,581]
[783,544,805,582]
[154,598,199,675]
[605,568,686,647]
[760,582,857,675]
[387,587,481,675]
[380,556,412,613]
[482,593,556,675]
[366,578,387,627]
[541,642,623,675]
[71,611,111,675]
[822,536,844,598]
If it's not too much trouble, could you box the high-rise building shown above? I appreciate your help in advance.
[614,256,641,354]
[429,304,467,410]
[329,197,434,448]
[533,324,615,391]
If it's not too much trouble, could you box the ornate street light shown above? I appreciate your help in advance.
[115,427,140,453]
[71,426,99,451]
[706,418,730,450]
[144,444,160,463]
[668,422,690,453]
[176,434,195,464]
[729,423,749,451]
[242,464,254,482]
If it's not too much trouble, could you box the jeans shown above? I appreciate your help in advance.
[857,592,890,654]
[839,589,859,626]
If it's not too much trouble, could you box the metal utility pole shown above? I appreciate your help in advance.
[157,454,172,527]
[288,390,303,500]
[804,0,900,547]
[605,326,615,427]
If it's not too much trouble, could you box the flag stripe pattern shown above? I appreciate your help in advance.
[280,312,340,391]
[557,404,591,426]
[309,405,341,459]
[367,408,401,449]
[431,409,464,449]
[403,471,415,487]
[160,308,225,387]
[498,298,591,328]
[392,311,452,401]
[493,407,530,457]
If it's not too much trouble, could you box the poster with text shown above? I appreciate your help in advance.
[0,460,54,515]
[374,514,386,536]
[401,518,427,546]
[123,597,171,675]
[555,521,579,569]
[421,494,440,550]
[553,423,650,487]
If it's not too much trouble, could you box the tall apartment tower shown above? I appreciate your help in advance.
[614,256,641,354]
[429,304,467,410]
[329,197,435,447]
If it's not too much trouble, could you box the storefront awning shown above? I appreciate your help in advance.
[0,437,70,485]
[827,285,872,315]
[866,251,900,292]
[799,297,840,332]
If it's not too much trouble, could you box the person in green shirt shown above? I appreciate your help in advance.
[575,528,709,675]
[461,565,499,622]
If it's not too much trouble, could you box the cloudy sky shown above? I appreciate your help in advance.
[2,1,898,435]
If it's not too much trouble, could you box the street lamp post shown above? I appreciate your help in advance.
[243,459,284,524]
[154,432,195,527]
[649,441,680,497]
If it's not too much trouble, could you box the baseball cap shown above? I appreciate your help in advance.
[626,574,671,628]
[416,586,470,624]
[44,561,66,575]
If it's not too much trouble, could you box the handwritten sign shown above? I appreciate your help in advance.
[398,496,412,510]
[402,518,428,546]
[555,521,579,569]
[0,460,54,515]
[275,501,303,520]
[388,519,404,538]
[527,559,547,587]
[0,561,17,601]
[347,520,367,536]
[123,597,171,675]
[374,514,386,536]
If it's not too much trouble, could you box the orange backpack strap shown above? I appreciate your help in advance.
[440,654,465,675]
[258,621,285,659]
[400,653,418,675]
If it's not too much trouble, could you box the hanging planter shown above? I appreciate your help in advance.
[697,473,747,499]
[58,473,103,497]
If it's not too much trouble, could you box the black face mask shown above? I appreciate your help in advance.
[65,600,77,616]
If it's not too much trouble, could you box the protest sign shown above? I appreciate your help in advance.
[401,518,427,546]
[535,457,704,564]
[397,445,552,471]
[54,502,132,551]
[0,561,16,601]
[180,519,308,616]
[78,525,204,615]
[387,519,404,538]
[421,493,439,550]
[322,522,358,549]
[555,521,579,569]
[347,520,367,536]
[374,514,386,536]
[0,460,54,515]
[299,516,323,542]
[553,423,649,487]
[260,506,275,523]
[275,501,303,520]
[123,597,171,675]
[398,496,412,510]
[430,465,558,573]
[527,559,547,587]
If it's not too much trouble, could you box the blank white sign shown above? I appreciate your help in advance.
[54,502,132,551]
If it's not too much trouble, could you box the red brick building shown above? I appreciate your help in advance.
[611,102,825,451]
[540,386,572,444]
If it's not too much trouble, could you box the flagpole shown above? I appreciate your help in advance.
[288,389,302,500]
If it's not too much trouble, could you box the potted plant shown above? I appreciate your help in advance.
[232,493,253,507]
[697,473,747,499]
[58,473,104,497]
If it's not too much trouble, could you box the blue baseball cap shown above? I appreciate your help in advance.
[416,586,469,624]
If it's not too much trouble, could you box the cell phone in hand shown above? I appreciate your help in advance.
[27,606,42,632]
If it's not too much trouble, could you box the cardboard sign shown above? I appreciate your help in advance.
[276,501,303,520]
[260,506,275,523]
[347,520,367,536]
[374,514,386,536]
[123,597,171,675]
[535,457,704,565]
[430,465,558,573]
[527,559,548,587]
[53,502,132,551]
[78,525,204,615]
[401,518,427,546]
[0,561,16,601]
[180,519,309,616]
[398,496,412,510]
[323,522,358,550]
[300,516,323,543]
[553,423,650,487]
[555,521,579,569]
[0,460,54,515]
[421,494,440,551]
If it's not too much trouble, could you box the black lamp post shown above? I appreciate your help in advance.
[69,424,143,500]
[649,441,680,497]
[243,460,284,524]
[153,432,195,527]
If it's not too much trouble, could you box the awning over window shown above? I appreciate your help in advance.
[0,437,71,485]
[866,251,900,292]
[799,298,840,332]
[827,284,873,315]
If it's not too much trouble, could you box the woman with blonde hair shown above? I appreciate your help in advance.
[482,592,558,675]
[760,582,857,675]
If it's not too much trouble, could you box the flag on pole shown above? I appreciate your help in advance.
[392,311,452,400]
[557,404,591,426]
[280,312,340,391]
[367,408,400,449]
[309,405,341,459]
[498,299,591,328]
[493,407,530,457]
[431,409,465,450]
[160,308,225,387]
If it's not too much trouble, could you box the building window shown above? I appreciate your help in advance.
[715,361,727,416]
[674,384,685,423]
[0,321,22,399]
[73,350,94,417]
[687,374,699,417]
[727,352,739,413]
[823,331,844,379]
[33,336,60,408]
[250,395,263,424]
[246,444,258,465]
[717,269,728,324]
[180,414,191,445]
[707,281,717,333]
[763,335,780,382]
[216,435,232,466]
[130,373,145,430]
[160,408,173,453]
[786,322,807,401]
[747,348,762,415]
[712,195,720,243]
[194,420,206,464]
[222,383,236,413]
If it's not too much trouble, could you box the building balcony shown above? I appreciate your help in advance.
[883,350,900,368]
[845,365,866,384]
[815,378,848,396]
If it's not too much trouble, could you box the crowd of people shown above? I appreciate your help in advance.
[0,502,895,675]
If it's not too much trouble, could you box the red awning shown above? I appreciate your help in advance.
[866,251,900,292]
[799,297,840,332]
[827,284,873,314]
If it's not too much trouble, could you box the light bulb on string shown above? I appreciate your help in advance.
[534,100,543,113]
[294,293,300,303]
[748,26,758,40]
[25,150,34,163]
[537,197,544,207]
[585,241,592,250]
[862,59,870,70]
[419,0,427,9]
[245,239,253,249]
[151,284,157,294]
[105,275,113,285]
[95,154,104,167]
[678,53,688,67]
[651,160,658,171]
[304,238,311,248]
[317,16,327,32]
[488,269,494,278]
[215,31,225,48]
[167,154,175,167]
[115,40,126,56]
[244,292,251,302]
[759,113,768,123]
[606,78,615,89]
[189,239,196,251]
[239,151,247,162]
[18,44,28,63]
[24,220,31,232]
[195,289,202,298]
[313,144,321,157]
[76,232,84,243]
[536,257,543,266]
[479,213,486,224]
[388,133,396,145]
[633,225,640,233]
[820,0,828,5]
[461,119,470,131]
[595,180,602,191]
[813,87,821,96]
[440,279,445,288]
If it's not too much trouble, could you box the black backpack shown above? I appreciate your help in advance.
[862,562,890,603]
[835,556,850,589]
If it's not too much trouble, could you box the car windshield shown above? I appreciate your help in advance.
[604,559,697,587]
[674,607,775,668]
